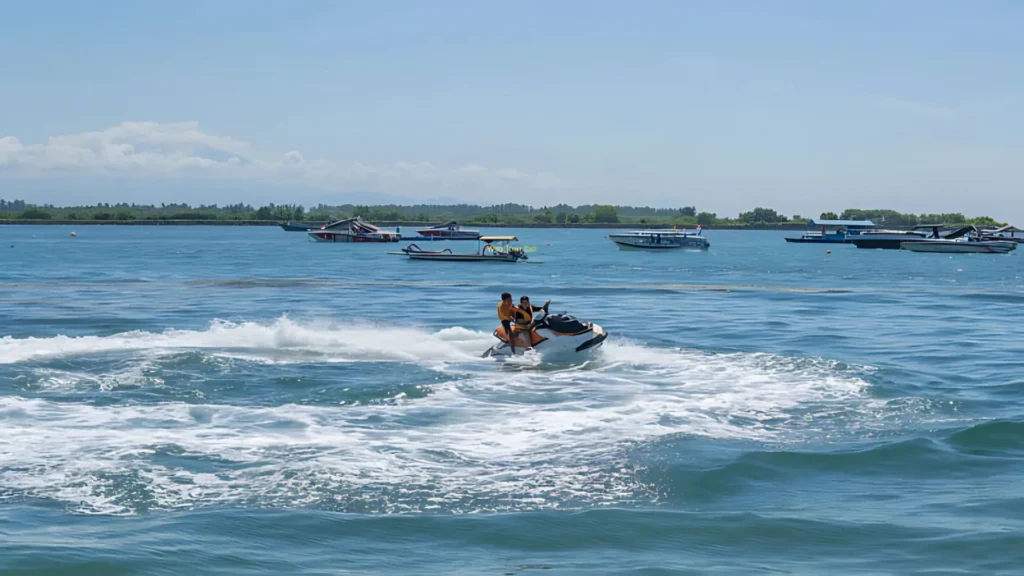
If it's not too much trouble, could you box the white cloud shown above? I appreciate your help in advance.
[0,121,569,196]
[0,122,253,174]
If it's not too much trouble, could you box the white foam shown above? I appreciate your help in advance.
[0,327,894,515]
[28,359,165,391]
[0,316,490,366]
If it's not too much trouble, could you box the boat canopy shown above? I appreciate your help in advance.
[322,216,386,233]
[480,235,517,242]
[612,229,696,235]
[910,224,977,239]
[942,225,977,240]
[426,221,460,229]
[807,219,876,228]
[988,225,1021,234]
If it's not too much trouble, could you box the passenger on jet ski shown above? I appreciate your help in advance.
[512,296,549,351]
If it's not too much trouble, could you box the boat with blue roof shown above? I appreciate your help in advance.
[785,219,876,244]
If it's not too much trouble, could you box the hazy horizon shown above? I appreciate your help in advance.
[2,1,1022,224]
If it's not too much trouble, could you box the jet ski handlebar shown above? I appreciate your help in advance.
[528,300,552,328]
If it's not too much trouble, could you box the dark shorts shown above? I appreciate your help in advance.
[501,320,513,343]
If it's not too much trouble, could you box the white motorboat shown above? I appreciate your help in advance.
[848,229,932,249]
[482,304,608,358]
[307,217,401,243]
[850,225,977,250]
[414,221,481,240]
[608,227,709,250]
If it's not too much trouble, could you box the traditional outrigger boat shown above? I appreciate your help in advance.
[390,236,530,262]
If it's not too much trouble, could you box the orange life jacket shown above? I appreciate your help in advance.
[497,300,516,322]
[514,305,533,326]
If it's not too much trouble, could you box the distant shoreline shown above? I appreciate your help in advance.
[0,219,810,231]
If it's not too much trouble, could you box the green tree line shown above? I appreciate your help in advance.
[818,209,1002,227]
[0,199,1004,227]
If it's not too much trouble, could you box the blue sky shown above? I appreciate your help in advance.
[1,0,1021,221]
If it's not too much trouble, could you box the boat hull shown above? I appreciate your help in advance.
[401,235,480,241]
[415,231,482,240]
[610,238,709,250]
[308,231,400,243]
[901,241,1017,254]
[850,237,925,249]
[785,236,849,244]
[405,253,521,262]
[483,324,608,358]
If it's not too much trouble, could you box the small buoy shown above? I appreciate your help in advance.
[70,231,77,237]
[826,249,831,254]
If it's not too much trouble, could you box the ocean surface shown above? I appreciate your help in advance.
[1,225,1022,575]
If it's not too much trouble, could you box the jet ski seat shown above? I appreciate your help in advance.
[540,314,591,335]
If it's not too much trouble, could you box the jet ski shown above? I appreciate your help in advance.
[481,303,608,358]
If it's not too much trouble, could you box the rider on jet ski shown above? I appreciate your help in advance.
[512,295,550,351]
[497,293,519,354]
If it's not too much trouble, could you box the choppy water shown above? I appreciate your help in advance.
[1,225,1022,574]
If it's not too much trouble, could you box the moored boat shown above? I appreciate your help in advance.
[785,219,875,244]
[847,225,965,250]
[280,222,325,232]
[307,217,401,243]
[608,227,709,250]
[980,225,1024,244]
[391,236,530,262]
[413,221,481,240]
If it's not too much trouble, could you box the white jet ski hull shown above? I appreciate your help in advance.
[482,320,608,358]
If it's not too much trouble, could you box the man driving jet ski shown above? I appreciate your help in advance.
[497,293,519,354]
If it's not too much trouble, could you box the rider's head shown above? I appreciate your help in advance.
[501,292,512,302]
[520,296,530,306]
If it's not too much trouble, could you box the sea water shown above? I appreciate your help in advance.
[1,226,1022,574]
